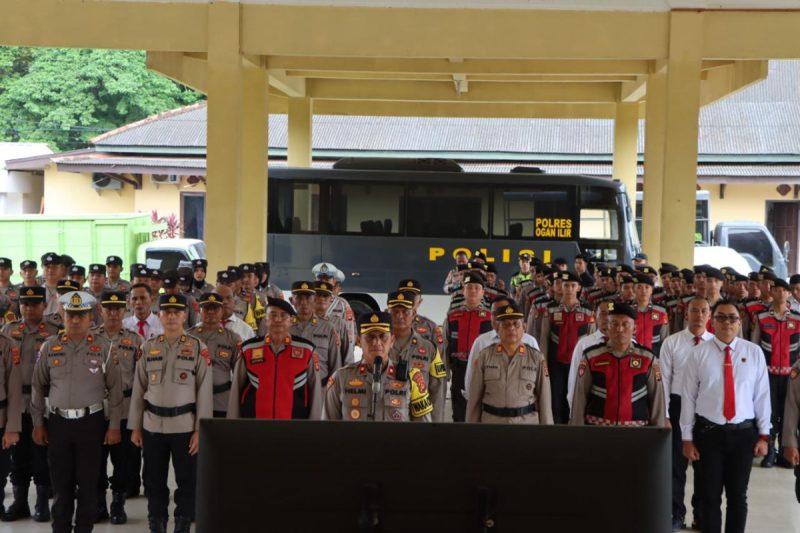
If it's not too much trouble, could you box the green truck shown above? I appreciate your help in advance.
[0,213,205,283]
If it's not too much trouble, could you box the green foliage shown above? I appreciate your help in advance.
[0,47,203,151]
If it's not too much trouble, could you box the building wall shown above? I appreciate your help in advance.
[701,183,789,227]
[43,165,135,214]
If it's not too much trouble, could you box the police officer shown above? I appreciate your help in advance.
[42,253,62,316]
[571,302,665,427]
[397,279,444,357]
[104,256,131,292]
[189,260,213,297]
[69,265,87,288]
[0,325,22,515]
[312,263,355,342]
[86,264,108,299]
[237,263,266,333]
[93,291,145,523]
[681,299,771,533]
[781,357,800,501]
[162,272,199,329]
[1,286,59,522]
[0,258,20,323]
[187,292,241,418]
[289,282,342,387]
[750,277,800,468]
[387,290,447,422]
[324,312,433,422]
[255,261,282,300]
[227,298,322,420]
[313,281,353,366]
[466,301,553,425]
[129,293,213,533]
[509,253,533,296]
[632,273,670,357]
[31,291,123,533]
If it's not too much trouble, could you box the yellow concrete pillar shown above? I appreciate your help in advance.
[641,66,667,267]
[659,11,704,267]
[612,102,639,214]
[205,2,268,272]
[288,97,313,167]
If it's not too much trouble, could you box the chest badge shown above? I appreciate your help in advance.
[351,398,360,407]
[350,408,361,420]
[630,357,642,369]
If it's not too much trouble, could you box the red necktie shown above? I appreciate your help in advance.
[137,320,146,338]
[694,336,701,346]
[723,346,736,420]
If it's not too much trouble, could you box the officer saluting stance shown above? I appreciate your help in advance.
[129,294,212,533]
[31,291,123,533]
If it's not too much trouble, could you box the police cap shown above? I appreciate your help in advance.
[291,281,316,295]
[0,258,11,268]
[387,290,416,309]
[357,312,391,335]
[148,269,162,280]
[758,271,777,282]
[100,291,128,307]
[89,264,106,275]
[312,262,339,279]
[198,292,224,307]
[519,252,532,261]
[69,265,86,277]
[637,265,657,276]
[159,293,187,310]
[217,271,234,283]
[462,272,486,286]
[313,281,334,295]
[57,279,82,294]
[60,291,95,312]
[558,271,581,284]
[633,273,654,287]
[398,279,422,294]
[105,255,123,266]
[20,260,37,270]
[41,253,60,266]
[161,271,179,288]
[493,301,524,321]
[267,297,296,316]
[773,278,790,290]
[19,286,46,302]
[616,264,635,276]
[759,265,775,275]
[133,267,150,279]
[791,274,800,285]
[659,263,679,275]
[239,263,256,274]
[192,259,208,271]
[679,269,695,283]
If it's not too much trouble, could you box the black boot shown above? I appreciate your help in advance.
[148,516,168,533]
[110,491,127,525]
[761,432,777,468]
[33,485,50,522]
[174,516,192,533]
[96,490,109,522]
[1,484,31,521]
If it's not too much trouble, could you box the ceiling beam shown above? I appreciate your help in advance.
[268,69,306,98]
[620,76,648,102]
[146,51,208,94]
[700,60,768,106]
[285,70,641,83]
[704,11,800,59]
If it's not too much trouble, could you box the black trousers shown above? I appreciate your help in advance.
[669,396,704,523]
[142,430,196,520]
[48,411,106,533]
[449,359,467,422]
[10,412,50,487]
[98,420,140,494]
[694,419,758,533]
[548,358,570,424]
[0,427,9,492]
[769,374,788,440]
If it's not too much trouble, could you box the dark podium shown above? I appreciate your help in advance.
[197,420,670,533]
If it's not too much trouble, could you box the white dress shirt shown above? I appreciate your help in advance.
[463,330,539,399]
[660,328,715,415]
[122,313,163,340]
[223,314,256,341]
[566,329,606,409]
[680,336,771,441]
[790,296,800,313]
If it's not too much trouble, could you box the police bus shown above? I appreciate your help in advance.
[267,158,640,320]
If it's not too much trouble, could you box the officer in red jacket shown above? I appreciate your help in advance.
[632,273,670,357]
[442,272,493,422]
[227,298,322,420]
[751,277,800,468]
[538,271,594,424]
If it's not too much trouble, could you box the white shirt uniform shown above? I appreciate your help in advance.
[463,330,539,399]
[790,296,800,314]
[566,329,605,409]
[223,314,255,342]
[680,336,771,441]
[122,313,164,340]
[660,328,715,415]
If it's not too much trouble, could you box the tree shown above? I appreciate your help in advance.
[0,47,203,151]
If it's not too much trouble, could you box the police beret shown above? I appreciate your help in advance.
[731,273,748,283]
[599,267,615,278]
[773,278,790,290]
[519,253,532,261]
[493,301,524,321]
[633,273,654,286]
[198,292,224,307]
[758,271,776,282]
[791,274,800,285]
[456,264,469,272]
[704,267,725,282]
[659,263,679,275]
[314,281,334,295]
[192,259,208,270]
[608,302,637,321]
[89,264,106,275]
[256,261,270,273]
[357,312,391,335]
[619,275,635,285]
[637,265,657,276]
[161,271,179,288]
[484,262,498,274]
[19,286,46,301]
[148,269,162,280]
[100,291,127,307]
[679,269,695,283]
[41,253,60,266]
[472,250,487,261]
[20,260,37,270]
[159,293,187,310]
[105,255,123,266]
[553,257,568,266]
[398,279,422,293]
[291,281,316,295]
[217,271,235,283]
[387,290,416,309]
[266,296,296,316]
[748,271,761,282]
[615,264,636,275]
[759,264,775,275]
[57,279,82,294]
[239,263,256,273]
[69,265,86,277]
[134,267,149,278]
[462,272,486,286]
[557,271,582,283]
[60,255,76,268]
[634,252,649,261]
[467,262,486,272]
[0,258,11,268]
[60,291,95,312]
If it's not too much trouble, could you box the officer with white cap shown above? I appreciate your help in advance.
[31,291,123,533]
[312,263,355,344]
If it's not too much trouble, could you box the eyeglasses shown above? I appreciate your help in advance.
[713,314,740,323]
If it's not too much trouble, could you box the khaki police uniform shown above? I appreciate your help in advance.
[291,316,342,386]
[467,343,553,424]
[782,361,800,502]
[128,331,213,528]
[186,325,241,417]
[0,286,20,323]
[323,361,432,422]
[0,332,23,510]
[104,279,132,293]
[388,333,447,422]
[31,327,123,533]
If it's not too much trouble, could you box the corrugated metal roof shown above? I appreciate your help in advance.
[91,60,800,157]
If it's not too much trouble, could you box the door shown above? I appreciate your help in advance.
[767,201,799,274]
[181,192,205,239]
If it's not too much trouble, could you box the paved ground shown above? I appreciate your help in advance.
[0,459,798,532]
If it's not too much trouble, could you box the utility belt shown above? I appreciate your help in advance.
[695,415,756,433]
[50,402,104,420]
[123,389,133,398]
[482,403,536,418]
[145,400,196,418]
[213,381,232,395]
[450,352,469,363]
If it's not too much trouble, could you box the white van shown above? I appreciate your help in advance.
[137,239,206,271]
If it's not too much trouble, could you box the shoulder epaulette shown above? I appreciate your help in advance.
[240,336,264,351]
[290,334,316,353]
[651,304,668,314]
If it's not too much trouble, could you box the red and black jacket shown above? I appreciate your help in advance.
[634,304,669,357]
[238,334,316,419]
[755,309,800,375]
[545,303,594,365]
[444,307,492,365]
